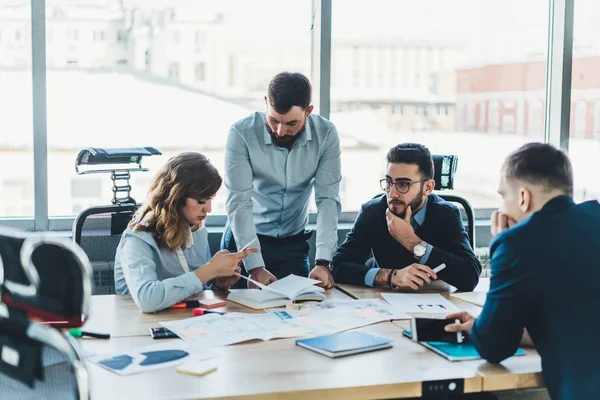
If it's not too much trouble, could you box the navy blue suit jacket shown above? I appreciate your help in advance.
[472,196,600,399]
[332,193,481,291]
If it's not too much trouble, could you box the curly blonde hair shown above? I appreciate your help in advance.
[129,152,222,251]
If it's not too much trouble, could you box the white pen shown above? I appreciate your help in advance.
[239,238,258,252]
[234,272,268,289]
[432,263,446,274]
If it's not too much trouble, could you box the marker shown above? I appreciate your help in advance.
[432,263,446,274]
[239,238,258,252]
[193,307,225,316]
[69,329,110,339]
[170,300,201,309]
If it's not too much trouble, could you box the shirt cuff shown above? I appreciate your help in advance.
[364,268,380,287]
[183,271,205,291]
[242,252,266,272]
[419,244,433,264]
[315,248,334,263]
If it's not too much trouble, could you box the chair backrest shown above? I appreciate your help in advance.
[431,155,475,249]
[73,204,137,295]
[0,228,91,327]
[0,229,90,399]
[0,316,89,400]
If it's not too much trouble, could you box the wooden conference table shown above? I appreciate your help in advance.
[77,279,543,399]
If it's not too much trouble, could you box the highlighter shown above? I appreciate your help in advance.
[193,307,225,316]
[170,300,201,309]
[69,329,110,339]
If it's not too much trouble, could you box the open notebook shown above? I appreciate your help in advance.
[227,274,325,310]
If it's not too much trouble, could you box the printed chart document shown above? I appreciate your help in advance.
[88,341,219,376]
[266,298,411,334]
[449,292,487,307]
[159,312,312,347]
[227,274,325,310]
[381,293,460,315]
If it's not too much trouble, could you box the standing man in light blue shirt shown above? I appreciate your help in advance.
[221,72,342,288]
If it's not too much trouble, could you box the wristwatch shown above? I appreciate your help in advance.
[412,241,428,259]
[315,259,331,271]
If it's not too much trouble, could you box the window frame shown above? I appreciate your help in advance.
[0,0,576,251]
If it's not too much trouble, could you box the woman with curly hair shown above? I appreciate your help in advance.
[114,152,257,313]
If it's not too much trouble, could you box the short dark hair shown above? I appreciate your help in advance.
[502,142,573,196]
[267,72,312,114]
[386,143,434,180]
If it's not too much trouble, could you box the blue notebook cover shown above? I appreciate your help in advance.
[296,331,393,358]
[403,330,526,361]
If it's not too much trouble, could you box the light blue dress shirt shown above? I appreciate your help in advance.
[364,197,433,286]
[114,226,211,313]
[225,112,342,271]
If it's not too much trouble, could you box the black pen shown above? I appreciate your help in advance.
[334,284,359,300]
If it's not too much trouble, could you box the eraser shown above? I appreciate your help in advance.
[176,360,218,377]
[198,299,226,309]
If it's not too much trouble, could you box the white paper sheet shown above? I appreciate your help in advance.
[381,293,460,314]
[159,312,312,347]
[265,298,411,334]
[88,341,219,376]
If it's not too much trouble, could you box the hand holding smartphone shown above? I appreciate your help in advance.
[410,317,463,343]
[239,238,258,252]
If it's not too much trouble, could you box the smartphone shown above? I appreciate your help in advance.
[410,318,463,344]
[149,327,179,339]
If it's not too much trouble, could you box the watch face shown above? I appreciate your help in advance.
[414,243,426,257]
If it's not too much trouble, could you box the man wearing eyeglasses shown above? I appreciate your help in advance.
[332,143,481,291]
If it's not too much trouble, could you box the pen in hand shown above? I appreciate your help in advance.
[427,263,446,279]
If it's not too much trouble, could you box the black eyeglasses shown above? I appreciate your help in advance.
[380,178,425,194]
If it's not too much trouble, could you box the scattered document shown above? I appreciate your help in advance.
[227,274,325,309]
[266,299,411,334]
[159,312,312,347]
[449,292,487,307]
[381,293,460,314]
[88,341,219,376]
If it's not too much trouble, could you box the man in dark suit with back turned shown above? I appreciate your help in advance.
[445,143,600,399]
[332,143,481,291]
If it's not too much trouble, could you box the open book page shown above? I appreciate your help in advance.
[262,275,323,299]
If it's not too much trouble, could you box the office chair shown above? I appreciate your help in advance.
[431,155,475,249]
[0,228,91,399]
[72,147,161,295]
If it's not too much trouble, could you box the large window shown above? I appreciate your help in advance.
[0,0,590,231]
[331,0,550,209]
[570,0,600,203]
[0,1,34,217]
[40,0,311,216]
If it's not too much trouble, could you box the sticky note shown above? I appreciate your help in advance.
[198,299,226,309]
[176,360,218,377]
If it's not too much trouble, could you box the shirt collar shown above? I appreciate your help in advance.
[411,196,428,228]
[262,113,312,147]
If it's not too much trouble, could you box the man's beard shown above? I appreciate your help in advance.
[388,189,424,218]
[264,119,306,147]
